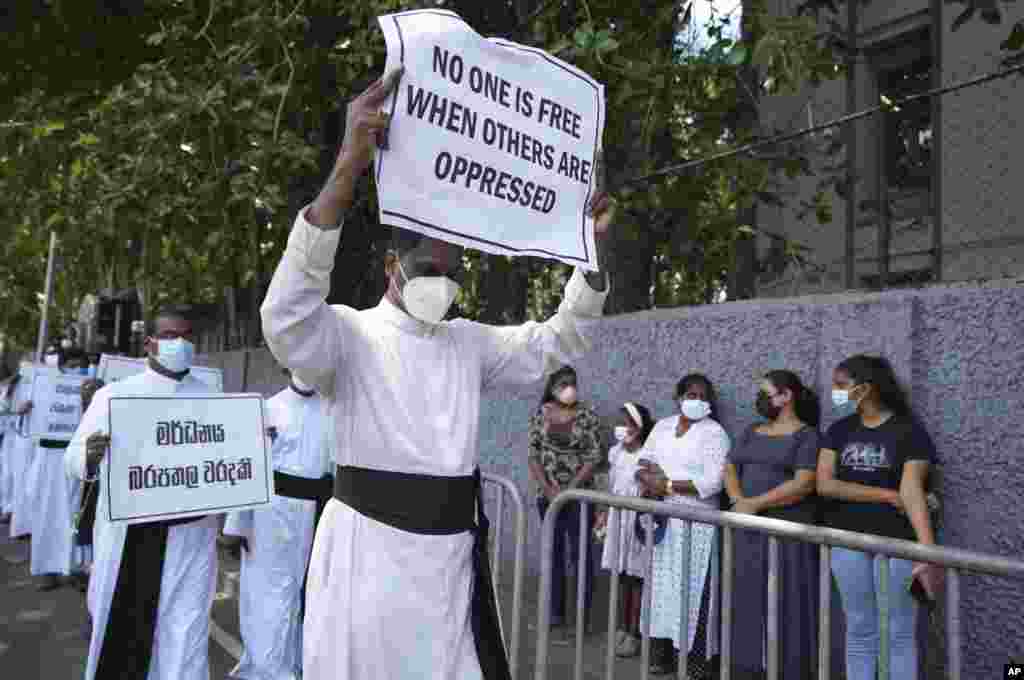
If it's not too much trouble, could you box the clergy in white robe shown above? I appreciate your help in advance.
[8,373,37,538]
[224,378,332,680]
[260,70,614,680]
[65,309,220,680]
[30,351,91,589]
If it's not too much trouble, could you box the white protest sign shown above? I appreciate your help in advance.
[106,394,272,524]
[97,354,224,393]
[376,9,606,270]
[28,367,86,440]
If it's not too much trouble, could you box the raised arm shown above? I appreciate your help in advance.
[261,69,403,393]
[462,196,615,390]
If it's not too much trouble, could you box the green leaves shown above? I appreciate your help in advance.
[1002,20,1024,51]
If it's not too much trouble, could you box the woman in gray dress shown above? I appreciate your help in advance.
[724,369,822,680]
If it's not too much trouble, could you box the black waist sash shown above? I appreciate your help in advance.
[332,465,511,680]
[39,438,69,449]
[94,513,209,680]
[273,470,334,620]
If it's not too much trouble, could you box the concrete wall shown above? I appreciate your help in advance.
[216,277,1024,677]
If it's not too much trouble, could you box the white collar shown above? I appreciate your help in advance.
[374,296,446,338]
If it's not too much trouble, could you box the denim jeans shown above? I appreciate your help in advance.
[831,547,919,680]
[537,497,594,627]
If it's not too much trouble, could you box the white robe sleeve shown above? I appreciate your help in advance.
[65,386,111,481]
[692,425,731,500]
[261,208,352,396]
[461,268,609,390]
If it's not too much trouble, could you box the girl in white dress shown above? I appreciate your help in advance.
[594,401,656,658]
[635,374,730,677]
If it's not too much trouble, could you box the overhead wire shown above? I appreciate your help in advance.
[617,61,1024,190]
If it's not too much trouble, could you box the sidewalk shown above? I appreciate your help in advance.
[0,525,90,680]
[506,570,651,680]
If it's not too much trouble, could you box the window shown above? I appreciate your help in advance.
[878,52,933,192]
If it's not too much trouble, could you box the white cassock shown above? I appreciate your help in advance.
[30,375,82,575]
[224,386,331,680]
[261,208,608,680]
[66,367,220,680]
[0,403,12,513]
[29,438,80,575]
[9,378,37,538]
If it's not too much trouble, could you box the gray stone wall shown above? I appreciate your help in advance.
[212,277,1024,677]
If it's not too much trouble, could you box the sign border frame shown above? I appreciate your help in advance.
[106,394,271,524]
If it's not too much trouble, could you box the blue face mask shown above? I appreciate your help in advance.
[156,338,195,373]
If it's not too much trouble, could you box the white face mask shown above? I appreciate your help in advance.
[60,339,73,350]
[155,338,195,373]
[831,389,850,408]
[557,385,578,406]
[680,399,711,421]
[397,260,460,325]
[613,426,632,443]
[291,375,315,394]
[44,354,59,367]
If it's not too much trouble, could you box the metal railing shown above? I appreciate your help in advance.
[481,472,529,680]
[533,489,1024,680]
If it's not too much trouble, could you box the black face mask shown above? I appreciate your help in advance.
[755,392,782,421]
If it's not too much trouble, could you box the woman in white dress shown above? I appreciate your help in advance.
[594,401,656,658]
[635,374,731,677]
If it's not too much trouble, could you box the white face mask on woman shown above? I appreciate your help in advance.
[679,399,711,421]
[613,426,631,442]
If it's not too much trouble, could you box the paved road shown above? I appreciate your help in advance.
[1,519,645,680]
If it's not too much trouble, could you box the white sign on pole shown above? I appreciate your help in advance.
[376,9,606,270]
[106,395,272,525]
[97,354,224,393]
[28,368,86,440]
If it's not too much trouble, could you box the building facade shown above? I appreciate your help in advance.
[755,0,1023,297]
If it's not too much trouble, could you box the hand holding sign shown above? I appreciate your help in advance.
[86,432,111,469]
[308,68,405,228]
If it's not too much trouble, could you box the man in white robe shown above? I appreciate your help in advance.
[66,306,220,680]
[224,373,332,680]
[8,370,37,539]
[0,379,12,521]
[31,348,89,590]
[261,69,614,680]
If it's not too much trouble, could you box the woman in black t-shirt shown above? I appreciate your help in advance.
[816,355,942,680]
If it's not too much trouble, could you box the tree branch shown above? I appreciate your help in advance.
[273,34,296,144]
[196,0,218,50]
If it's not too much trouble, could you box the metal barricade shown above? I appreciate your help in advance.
[533,489,1024,680]
[481,472,529,680]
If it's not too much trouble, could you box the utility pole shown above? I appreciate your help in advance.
[35,230,59,362]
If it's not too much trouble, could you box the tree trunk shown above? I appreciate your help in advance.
[730,1,762,301]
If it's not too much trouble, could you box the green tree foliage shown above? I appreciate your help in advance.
[0,0,875,351]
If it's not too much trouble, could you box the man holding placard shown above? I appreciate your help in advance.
[261,11,613,680]
[7,367,36,540]
[29,348,89,591]
[65,306,224,680]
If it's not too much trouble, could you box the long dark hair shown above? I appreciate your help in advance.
[621,402,656,444]
[765,369,821,428]
[540,365,577,407]
[675,373,719,421]
[836,355,911,417]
